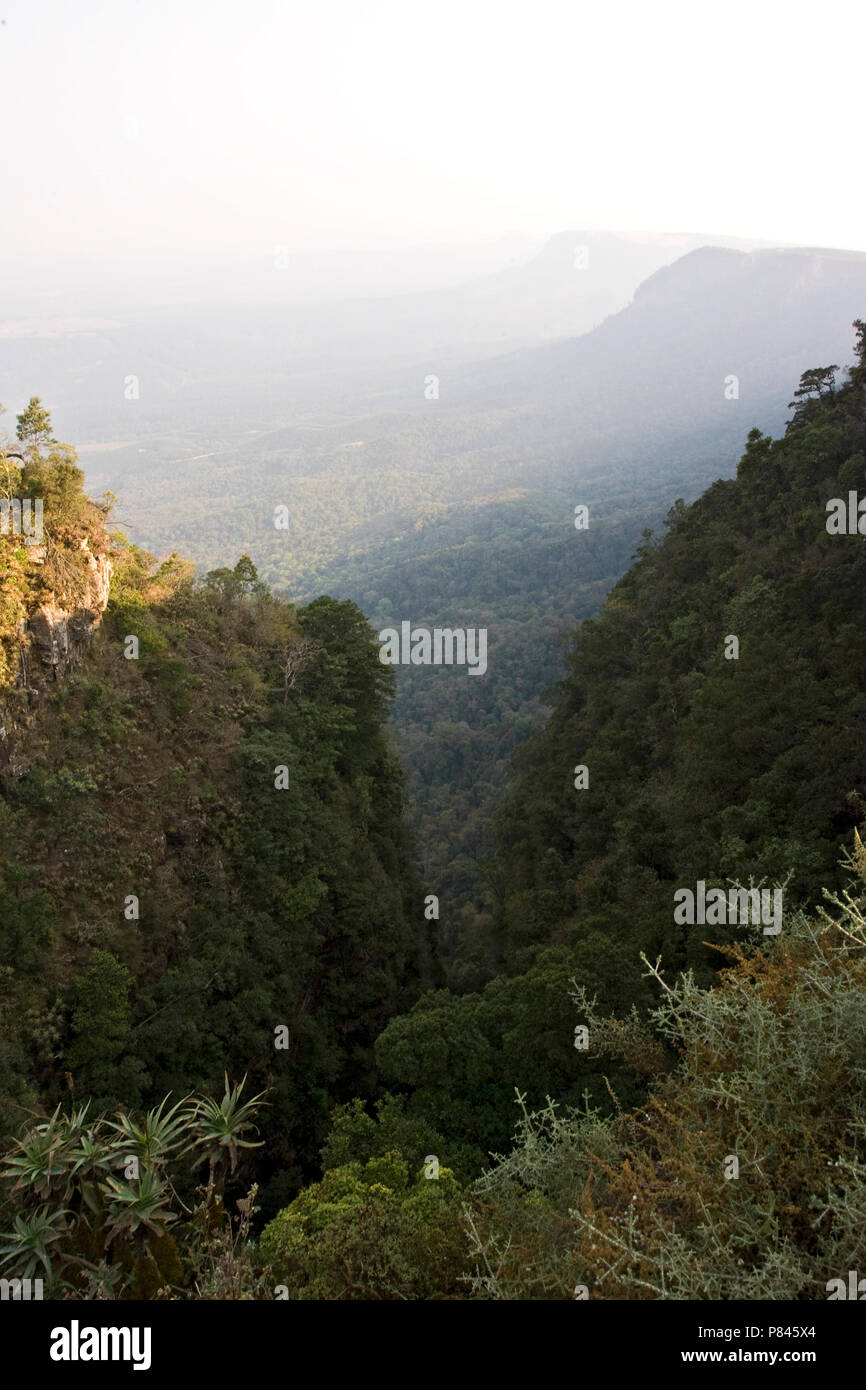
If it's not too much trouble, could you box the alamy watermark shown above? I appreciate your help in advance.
[378,622,487,676]
[674,881,782,935]
[827,1271,866,1299]
[826,492,866,534]
[49,1321,151,1370]
[1,1276,43,1300]
[0,497,43,545]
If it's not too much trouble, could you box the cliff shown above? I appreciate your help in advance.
[1,405,114,776]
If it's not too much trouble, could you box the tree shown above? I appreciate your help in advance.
[787,365,838,425]
[791,365,839,400]
[275,634,319,703]
[232,554,266,595]
[851,319,866,387]
[204,554,266,602]
[259,1151,465,1299]
[65,951,133,1098]
[15,396,54,448]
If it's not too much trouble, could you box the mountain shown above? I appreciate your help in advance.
[42,242,864,987]
[5,314,866,1303]
[310,247,866,964]
[368,321,866,1167]
[66,244,866,602]
[0,229,770,443]
[0,416,434,1216]
[7,244,866,987]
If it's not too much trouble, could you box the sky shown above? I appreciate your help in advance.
[2,0,865,265]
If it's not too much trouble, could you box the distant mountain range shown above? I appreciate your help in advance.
[1,228,780,441]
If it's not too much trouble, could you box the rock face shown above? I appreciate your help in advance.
[25,546,113,680]
[0,541,113,780]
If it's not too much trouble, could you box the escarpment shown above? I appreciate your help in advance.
[1,402,115,776]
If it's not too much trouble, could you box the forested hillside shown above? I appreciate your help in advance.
[5,325,866,1302]
[8,0,866,1326]
[0,407,435,1225]
[14,245,864,966]
[364,321,866,1172]
[328,247,866,964]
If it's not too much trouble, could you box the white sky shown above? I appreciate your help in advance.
[2,0,865,262]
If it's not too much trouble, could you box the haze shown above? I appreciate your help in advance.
[2,0,865,282]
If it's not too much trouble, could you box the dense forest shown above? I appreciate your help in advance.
[3,321,866,1298]
[0,404,436,1232]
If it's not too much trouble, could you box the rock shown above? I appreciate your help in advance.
[27,552,113,677]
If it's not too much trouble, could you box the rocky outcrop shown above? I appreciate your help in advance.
[0,539,113,780]
[25,545,113,679]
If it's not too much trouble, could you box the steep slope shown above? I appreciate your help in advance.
[0,413,434,1214]
[494,318,866,972]
[369,322,866,1168]
[328,247,866,965]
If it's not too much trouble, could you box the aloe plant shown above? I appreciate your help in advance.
[101,1169,177,1243]
[106,1093,195,1171]
[0,1079,269,1295]
[0,1206,68,1281]
[1,1105,72,1201]
[188,1074,267,1189]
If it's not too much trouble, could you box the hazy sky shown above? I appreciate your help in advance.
[3,0,865,263]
